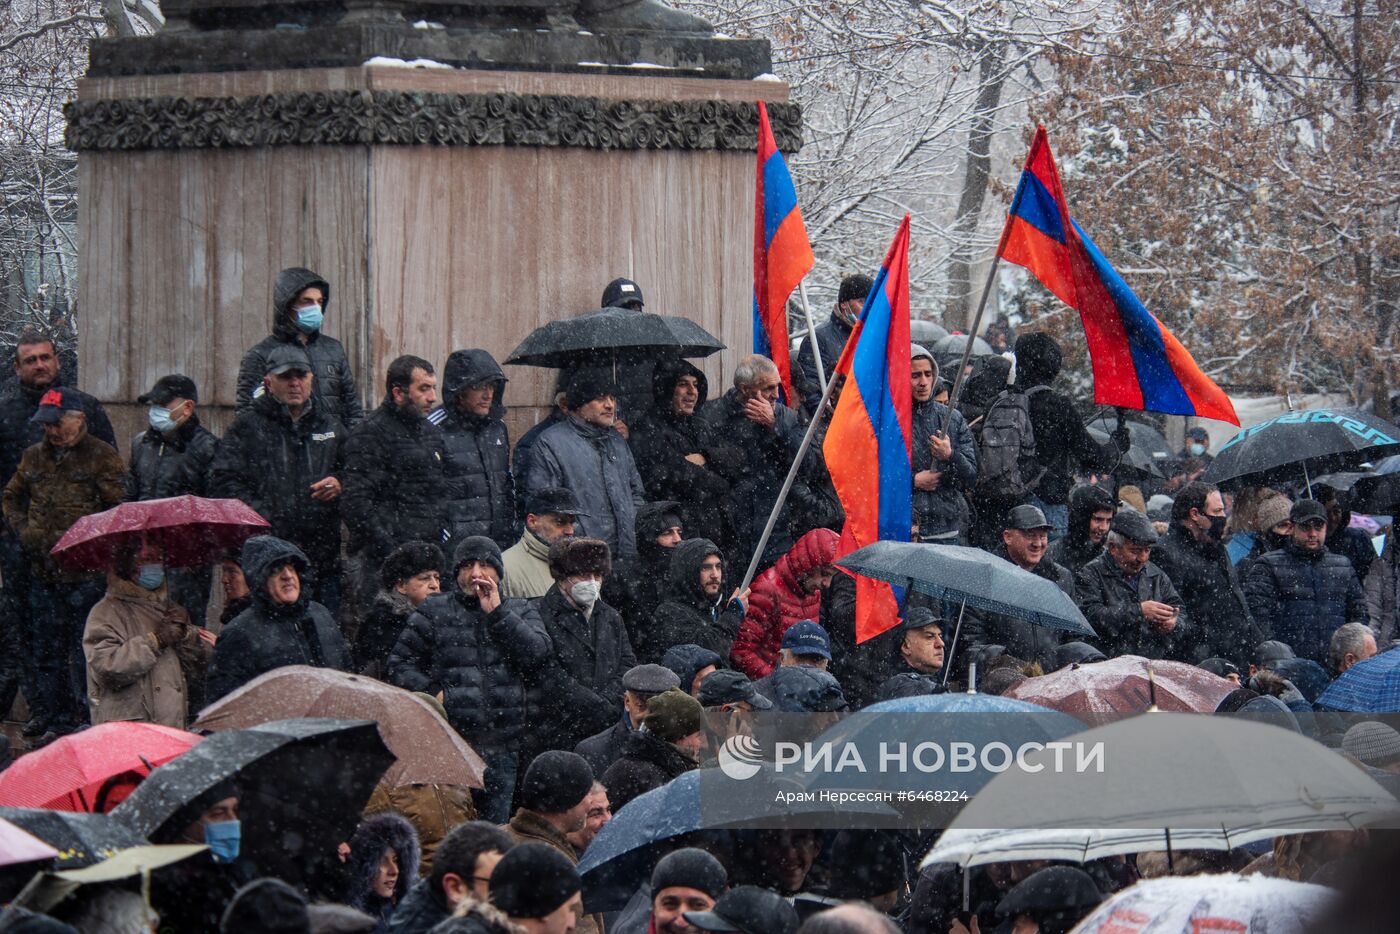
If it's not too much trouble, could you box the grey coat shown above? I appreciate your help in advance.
[524,416,644,559]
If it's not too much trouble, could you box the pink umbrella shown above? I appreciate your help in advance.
[51,495,269,570]
[0,817,60,867]
[1005,655,1237,717]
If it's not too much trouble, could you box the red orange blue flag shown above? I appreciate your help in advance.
[753,100,815,405]
[1000,127,1239,425]
[823,215,914,644]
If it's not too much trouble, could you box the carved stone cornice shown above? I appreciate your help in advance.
[64,90,803,153]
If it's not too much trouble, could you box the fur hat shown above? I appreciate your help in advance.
[381,541,444,590]
[548,537,612,582]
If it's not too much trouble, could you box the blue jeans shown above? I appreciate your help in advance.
[472,751,519,824]
[1031,497,1070,544]
[27,577,104,731]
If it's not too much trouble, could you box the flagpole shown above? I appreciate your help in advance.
[943,213,1014,417]
[798,280,827,394]
[738,343,850,592]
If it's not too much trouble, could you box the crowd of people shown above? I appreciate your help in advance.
[0,265,1397,932]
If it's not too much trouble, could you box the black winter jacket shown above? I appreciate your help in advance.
[644,538,745,663]
[1075,552,1191,660]
[530,585,637,752]
[795,315,854,414]
[1244,543,1368,665]
[209,393,346,570]
[437,351,516,549]
[574,716,632,778]
[627,359,733,546]
[599,728,697,811]
[388,590,550,759]
[963,550,1077,672]
[910,397,977,538]
[342,400,449,562]
[206,536,352,701]
[126,415,219,501]
[1152,525,1260,665]
[605,502,681,650]
[389,879,449,934]
[235,267,363,425]
[821,570,905,709]
[0,381,115,488]
[356,590,416,676]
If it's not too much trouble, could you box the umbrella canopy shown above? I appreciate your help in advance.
[1201,409,1400,489]
[1086,424,1166,478]
[112,718,393,890]
[51,495,270,571]
[933,333,995,359]
[13,844,205,913]
[1073,873,1333,934]
[1004,655,1236,716]
[0,808,147,869]
[835,542,1093,636]
[0,723,202,812]
[1085,414,1173,460]
[1316,650,1400,712]
[922,826,1285,870]
[0,818,60,868]
[506,307,725,368]
[949,714,1399,836]
[194,665,486,788]
[909,320,950,345]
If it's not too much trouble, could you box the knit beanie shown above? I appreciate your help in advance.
[381,541,444,589]
[651,848,728,899]
[565,368,621,410]
[641,689,706,743]
[1255,495,1293,533]
[1343,721,1400,769]
[518,750,595,814]
[452,536,504,580]
[220,879,310,933]
[489,843,582,919]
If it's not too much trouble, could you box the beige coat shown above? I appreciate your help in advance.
[500,530,554,599]
[83,576,210,728]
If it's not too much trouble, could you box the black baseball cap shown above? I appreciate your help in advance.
[28,386,84,424]
[1290,499,1327,527]
[1253,640,1296,668]
[697,669,773,710]
[602,278,645,309]
[1005,504,1052,531]
[685,886,799,934]
[525,487,589,519]
[265,343,313,376]
[139,374,199,406]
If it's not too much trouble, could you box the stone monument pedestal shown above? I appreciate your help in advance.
[69,33,799,442]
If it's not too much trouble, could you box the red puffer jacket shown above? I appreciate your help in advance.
[731,527,840,679]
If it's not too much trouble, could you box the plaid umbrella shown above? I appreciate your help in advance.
[1317,650,1400,713]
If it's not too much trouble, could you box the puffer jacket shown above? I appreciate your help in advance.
[387,544,551,759]
[1153,524,1260,665]
[0,380,116,487]
[1244,542,1368,665]
[126,415,219,501]
[525,416,645,559]
[963,548,1077,672]
[235,267,364,425]
[437,350,516,549]
[208,392,346,572]
[644,538,745,663]
[2,431,125,583]
[205,536,352,701]
[364,782,477,876]
[599,729,697,812]
[342,399,448,563]
[731,528,840,679]
[1075,552,1191,660]
[530,584,637,752]
[344,811,420,927]
[356,589,417,677]
[605,501,683,649]
[627,359,732,546]
[910,396,977,539]
[82,575,210,728]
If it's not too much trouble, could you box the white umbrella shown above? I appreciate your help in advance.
[922,827,1292,871]
[950,714,1399,836]
[1073,873,1334,934]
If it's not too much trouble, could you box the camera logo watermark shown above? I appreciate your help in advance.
[718,735,765,781]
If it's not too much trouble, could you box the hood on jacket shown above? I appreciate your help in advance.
[960,355,1013,408]
[1013,332,1062,388]
[240,535,311,612]
[661,644,722,693]
[272,267,331,340]
[664,538,725,606]
[346,812,421,913]
[635,500,683,568]
[1067,484,1116,544]
[442,349,508,419]
[774,528,840,590]
[651,358,709,415]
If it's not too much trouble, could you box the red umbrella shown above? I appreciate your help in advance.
[0,723,202,812]
[1005,655,1237,718]
[50,495,269,571]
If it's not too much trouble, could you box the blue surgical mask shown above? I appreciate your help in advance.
[204,819,241,863]
[295,304,324,333]
[136,563,165,591]
[1188,443,1206,457]
[148,405,177,433]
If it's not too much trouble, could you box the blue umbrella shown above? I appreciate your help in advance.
[1317,651,1400,712]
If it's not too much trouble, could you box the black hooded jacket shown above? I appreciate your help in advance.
[1045,484,1114,573]
[235,267,364,425]
[388,538,551,759]
[628,359,733,546]
[126,414,219,501]
[645,538,745,663]
[1153,523,1259,664]
[437,350,516,549]
[209,392,347,571]
[606,501,682,650]
[342,398,449,563]
[1012,334,1121,505]
[343,812,421,925]
[910,386,978,538]
[795,314,855,414]
[205,536,352,701]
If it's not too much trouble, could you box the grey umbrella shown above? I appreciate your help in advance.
[1086,424,1166,479]
[506,307,725,368]
[933,333,994,359]
[0,808,147,868]
[910,319,950,345]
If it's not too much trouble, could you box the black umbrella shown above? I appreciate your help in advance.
[111,718,393,892]
[1086,425,1165,479]
[0,808,147,869]
[1314,471,1400,515]
[1201,409,1400,490]
[506,307,725,368]
[1085,414,1172,461]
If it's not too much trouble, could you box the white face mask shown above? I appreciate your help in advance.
[570,579,601,608]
